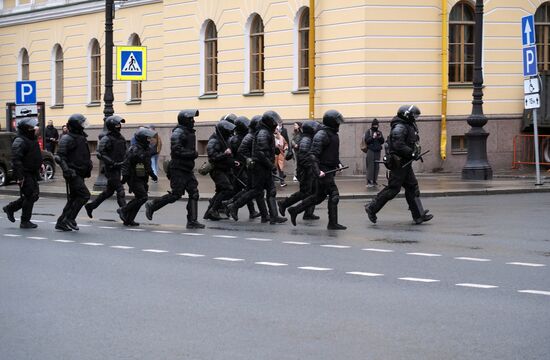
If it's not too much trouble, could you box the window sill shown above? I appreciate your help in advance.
[451,150,468,155]
[292,89,309,95]
[50,104,64,109]
[199,94,218,100]
[125,99,142,105]
[86,102,101,107]
[243,92,264,97]
[449,83,473,89]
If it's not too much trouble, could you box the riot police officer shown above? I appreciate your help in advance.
[3,117,42,228]
[287,110,346,230]
[364,105,433,225]
[144,110,205,229]
[55,114,93,231]
[84,115,127,218]
[203,120,236,221]
[117,127,157,226]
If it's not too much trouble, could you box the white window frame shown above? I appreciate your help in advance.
[18,47,29,81]
[293,6,309,92]
[51,44,63,106]
[87,38,101,104]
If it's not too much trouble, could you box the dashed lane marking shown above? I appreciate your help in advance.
[506,262,546,267]
[346,272,384,277]
[126,228,145,232]
[362,248,394,253]
[255,262,288,267]
[283,241,310,245]
[142,249,169,253]
[177,253,205,257]
[99,226,116,229]
[27,236,47,240]
[399,277,440,283]
[518,290,550,296]
[407,252,442,257]
[3,234,21,237]
[53,240,74,243]
[454,257,491,262]
[181,233,204,236]
[245,237,272,242]
[81,242,104,246]
[321,245,351,249]
[456,283,499,289]
[298,266,333,271]
[213,235,237,239]
[78,224,92,227]
[152,230,173,234]
[110,245,134,249]
[32,220,45,223]
[214,257,244,262]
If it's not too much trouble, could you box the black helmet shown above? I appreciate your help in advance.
[397,105,421,122]
[220,113,237,124]
[249,115,262,132]
[178,109,199,127]
[134,127,157,146]
[105,115,125,132]
[67,113,88,133]
[234,116,250,135]
[261,110,281,132]
[322,110,344,130]
[216,120,236,138]
[302,120,320,136]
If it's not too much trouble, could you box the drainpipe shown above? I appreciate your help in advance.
[440,0,448,161]
[309,0,315,119]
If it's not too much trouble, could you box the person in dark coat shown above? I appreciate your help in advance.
[287,110,347,230]
[55,114,93,231]
[3,117,42,228]
[365,118,384,187]
[84,115,127,218]
[44,120,59,153]
[144,110,204,229]
[364,105,433,225]
[117,127,158,226]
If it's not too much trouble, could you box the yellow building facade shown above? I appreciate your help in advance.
[0,0,544,173]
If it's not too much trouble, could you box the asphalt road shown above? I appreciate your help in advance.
[0,193,549,360]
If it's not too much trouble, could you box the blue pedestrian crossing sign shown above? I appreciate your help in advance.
[522,15,536,46]
[116,46,147,81]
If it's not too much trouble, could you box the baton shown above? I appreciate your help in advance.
[323,165,349,175]
[401,150,430,168]
[231,172,248,189]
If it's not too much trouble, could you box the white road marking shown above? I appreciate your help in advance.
[32,220,45,223]
[456,283,498,289]
[362,248,394,253]
[454,257,491,262]
[399,277,440,283]
[346,272,384,277]
[126,228,145,232]
[518,290,550,296]
[506,262,546,267]
[407,252,442,257]
[53,240,74,243]
[283,241,310,245]
[142,249,169,253]
[177,253,205,257]
[152,230,173,234]
[213,235,237,239]
[78,224,92,227]
[48,222,57,225]
[27,236,47,240]
[3,234,21,237]
[255,262,288,267]
[321,245,351,249]
[99,226,116,229]
[298,266,333,271]
[110,245,134,249]
[245,237,272,242]
[214,257,244,262]
[81,242,103,246]
[181,233,204,236]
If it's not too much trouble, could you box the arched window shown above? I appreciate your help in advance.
[536,2,550,74]
[298,8,310,89]
[249,14,264,93]
[204,20,218,94]
[129,34,142,101]
[90,39,101,103]
[53,44,64,106]
[20,48,29,81]
[449,2,474,83]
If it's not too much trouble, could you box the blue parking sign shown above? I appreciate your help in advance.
[15,81,37,105]
[523,46,538,77]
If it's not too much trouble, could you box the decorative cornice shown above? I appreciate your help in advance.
[0,0,162,28]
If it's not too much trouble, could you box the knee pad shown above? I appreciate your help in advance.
[267,188,277,198]
[328,194,340,205]
[188,190,199,201]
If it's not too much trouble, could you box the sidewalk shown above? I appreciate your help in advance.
[1,169,549,200]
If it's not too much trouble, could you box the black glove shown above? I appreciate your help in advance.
[121,175,129,184]
[150,174,158,182]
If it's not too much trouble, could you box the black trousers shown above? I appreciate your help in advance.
[208,168,234,211]
[232,166,276,209]
[279,166,316,214]
[366,150,381,184]
[5,173,39,222]
[148,168,199,215]
[292,173,339,214]
[369,164,421,219]
[121,178,148,222]
[58,175,91,223]
[88,169,126,209]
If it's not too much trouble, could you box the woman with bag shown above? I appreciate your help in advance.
[149,125,162,182]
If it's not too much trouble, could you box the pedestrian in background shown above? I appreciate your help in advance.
[274,128,288,187]
[44,120,59,153]
[365,118,384,188]
[61,124,69,138]
[149,125,162,182]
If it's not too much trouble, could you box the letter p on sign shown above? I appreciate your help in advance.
[15,81,37,105]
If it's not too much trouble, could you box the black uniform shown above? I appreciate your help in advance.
[118,127,157,226]
[365,105,433,225]
[287,110,346,230]
[203,120,236,221]
[55,114,93,231]
[85,115,127,218]
[226,111,286,224]
[3,118,42,228]
[277,121,319,220]
[145,110,204,229]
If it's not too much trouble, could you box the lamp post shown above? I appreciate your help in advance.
[93,0,115,190]
[461,0,493,180]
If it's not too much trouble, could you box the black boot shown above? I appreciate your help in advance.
[3,205,16,223]
[186,199,205,229]
[225,202,239,221]
[288,206,298,226]
[117,208,127,224]
[303,206,319,220]
[277,199,287,216]
[267,197,287,224]
[20,221,38,229]
[145,201,154,221]
[247,201,260,219]
[255,196,269,223]
[84,203,94,218]
[327,202,346,230]
[364,202,377,224]
[55,217,72,232]
[411,197,433,225]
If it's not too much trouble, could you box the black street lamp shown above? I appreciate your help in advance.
[94,0,115,190]
[462,0,493,180]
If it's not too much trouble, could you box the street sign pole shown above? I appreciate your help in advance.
[532,105,542,185]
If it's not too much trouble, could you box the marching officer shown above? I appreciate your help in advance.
[3,117,42,228]
[364,105,433,225]
[144,110,205,229]
[85,115,127,218]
